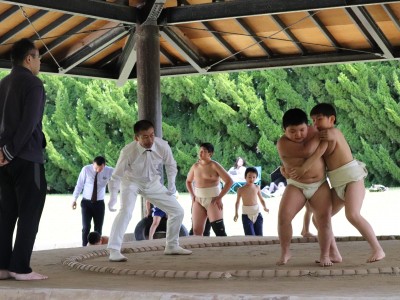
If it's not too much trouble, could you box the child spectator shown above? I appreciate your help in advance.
[87,231,109,245]
[234,167,269,236]
[146,200,167,240]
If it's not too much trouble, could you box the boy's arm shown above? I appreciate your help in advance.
[290,128,339,179]
[288,140,328,179]
[280,166,289,179]
[277,126,319,160]
[257,187,269,213]
[234,189,241,222]
[319,128,338,141]
[185,165,196,203]
[212,161,233,210]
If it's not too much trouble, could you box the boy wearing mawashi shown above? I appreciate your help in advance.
[186,143,233,236]
[290,103,385,262]
[234,167,269,236]
[277,108,341,266]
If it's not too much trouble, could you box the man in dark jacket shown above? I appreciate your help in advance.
[0,38,47,280]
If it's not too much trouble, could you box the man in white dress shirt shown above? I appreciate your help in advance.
[107,120,192,261]
[72,156,114,246]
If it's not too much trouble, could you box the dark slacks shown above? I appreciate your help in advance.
[81,200,105,246]
[0,158,46,274]
[242,213,263,236]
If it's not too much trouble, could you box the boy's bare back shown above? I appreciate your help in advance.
[321,128,354,170]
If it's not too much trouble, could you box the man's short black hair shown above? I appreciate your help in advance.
[282,108,308,129]
[133,120,154,135]
[93,156,106,165]
[200,142,214,153]
[11,38,36,66]
[310,103,337,124]
[245,166,258,177]
[87,231,101,245]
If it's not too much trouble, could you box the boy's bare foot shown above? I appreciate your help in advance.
[301,231,316,238]
[276,253,291,265]
[9,271,48,281]
[0,270,11,280]
[367,250,385,263]
[315,249,342,264]
[315,256,342,264]
[318,256,333,267]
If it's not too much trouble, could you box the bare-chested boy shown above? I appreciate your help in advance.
[290,103,385,262]
[277,108,341,267]
[234,167,269,236]
[186,143,233,236]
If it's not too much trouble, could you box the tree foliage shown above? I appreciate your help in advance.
[0,60,399,192]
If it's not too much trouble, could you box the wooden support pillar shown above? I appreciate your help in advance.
[136,23,162,137]
[135,22,162,221]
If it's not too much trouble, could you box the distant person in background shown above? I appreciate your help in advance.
[72,156,114,246]
[186,142,233,236]
[228,157,247,182]
[234,167,269,236]
[87,231,109,245]
[261,181,286,198]
[146,200,167,240]
[0,38,47,281]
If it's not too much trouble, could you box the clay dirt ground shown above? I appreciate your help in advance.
[1,236,400,299]
[0,189,399,299]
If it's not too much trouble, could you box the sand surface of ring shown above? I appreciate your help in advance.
[0,190,399,298]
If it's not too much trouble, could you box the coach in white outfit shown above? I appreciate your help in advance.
[107,120,192,261]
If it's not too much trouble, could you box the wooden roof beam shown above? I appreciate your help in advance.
[160,26,207,73]
[307,11,340,50]
[0,6,19,22]
[0,10,48,45]
[160,45,177,65]
[159,50,391,77]
[202,22,240,60]
[28,14,73,40]
[235,18,274,57]
[270,15,307,55]
[160,0,400,25]
[40,19,97,57]
[94,49,122,69]
[116,28,137,86]
[382,4,400,33]
[1,0,137,24]
[350,6,394,58]
[59,25,129,74]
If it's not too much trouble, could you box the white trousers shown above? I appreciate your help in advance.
[108,178,184,250]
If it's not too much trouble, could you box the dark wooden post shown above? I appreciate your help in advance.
[136,23,162,137]
[136,22,162,222]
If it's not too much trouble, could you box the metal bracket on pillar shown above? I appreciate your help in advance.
[139,0,166,26]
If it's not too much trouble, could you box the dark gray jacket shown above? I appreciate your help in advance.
[0,65,46,164]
